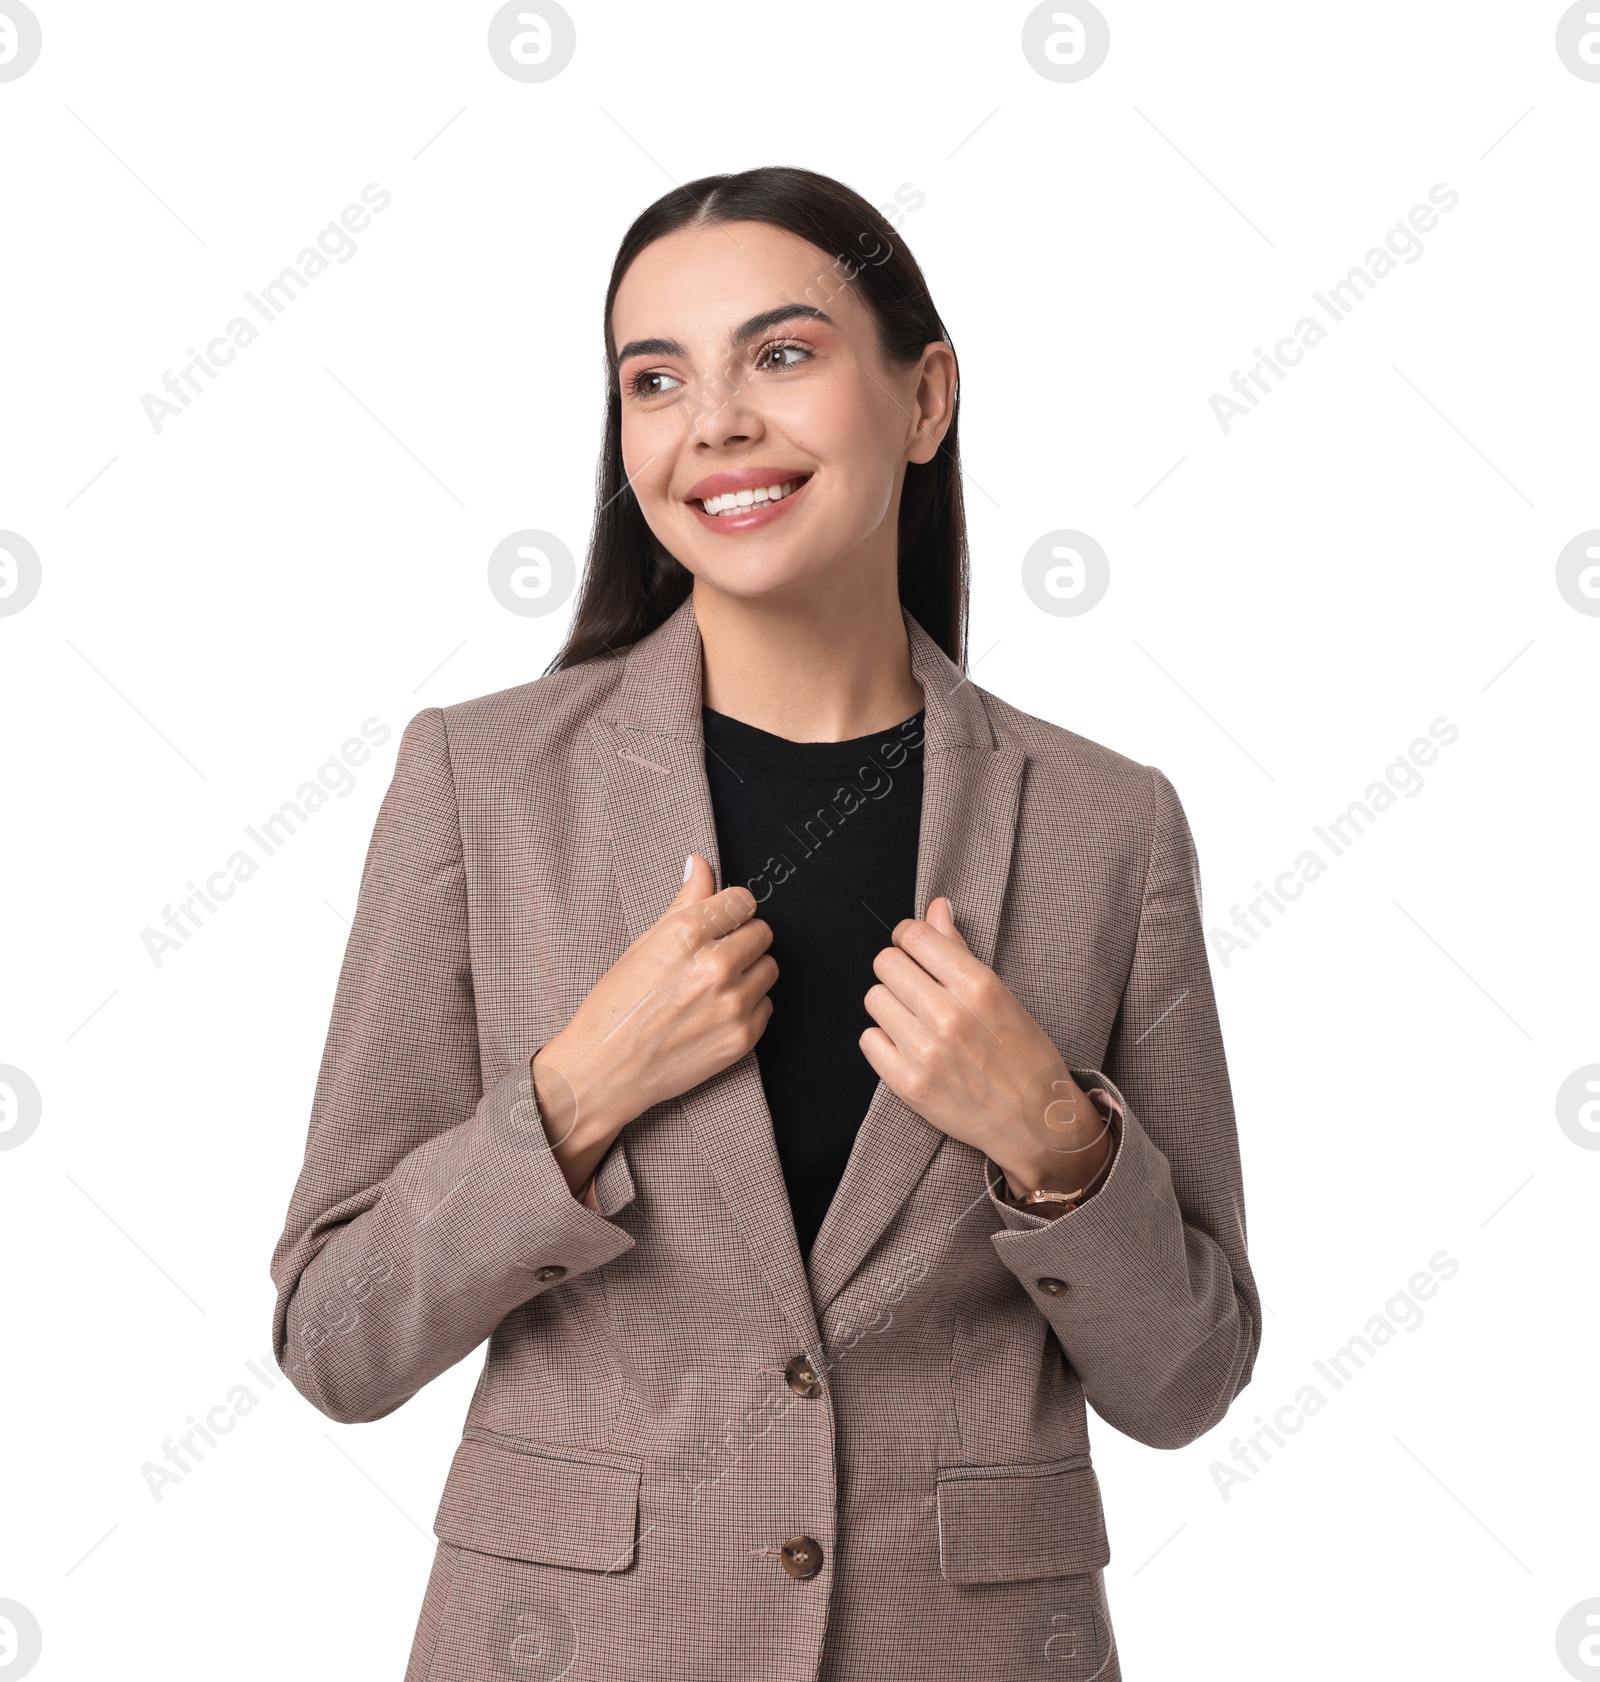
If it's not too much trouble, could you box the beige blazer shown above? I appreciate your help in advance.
[269,594,1259,1682]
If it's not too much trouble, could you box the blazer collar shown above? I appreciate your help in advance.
[597,589,997,748]
[586,593,1026,1353]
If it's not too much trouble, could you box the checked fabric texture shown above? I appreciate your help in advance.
[268,594,1261,1681]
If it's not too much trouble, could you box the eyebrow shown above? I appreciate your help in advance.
[615,304,836,367]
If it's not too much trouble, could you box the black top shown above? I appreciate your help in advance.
[702,702,927,1263]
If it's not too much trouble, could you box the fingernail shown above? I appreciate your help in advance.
[683,854,694,881]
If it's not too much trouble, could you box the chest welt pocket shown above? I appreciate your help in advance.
[434,1429,643,1574]
[935,1455,1110,1585]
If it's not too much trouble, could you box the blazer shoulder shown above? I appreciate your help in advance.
[974,683,1168,813]
[426,648,630,762]
[973,686,1189,915]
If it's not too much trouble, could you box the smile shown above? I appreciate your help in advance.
[695,476,808,516]
[687,473,813,532]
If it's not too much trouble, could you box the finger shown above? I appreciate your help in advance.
[632,856,717,956]
[720,915,775,969]
[890,910,986,993]
[660,863,755,956]
[737,953,779,1005]
[672,855,751,920]
[858,1022,913,1089]
[926,896,970,951]
[869,941,952,1024]
[693,882,759,942]
[673,853,714,903]
[862,977,926,1053]
[876,937,1007,1055]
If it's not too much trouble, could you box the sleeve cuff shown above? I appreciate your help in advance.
[982,1066,1189,1292]
[572,1130,634,1217]
[984,1078,1124,1225]
[407,1059,640,1279]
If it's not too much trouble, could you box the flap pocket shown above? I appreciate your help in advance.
[435,1430,643,1574]
[935,1455,1110,1585]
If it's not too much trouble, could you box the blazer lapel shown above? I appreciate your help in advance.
[585,593,1025,1340]
[805,617,1025,1317]
[587,595,823,1357]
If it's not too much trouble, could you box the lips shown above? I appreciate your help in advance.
[685,470,813,532]
[685,467,812,506]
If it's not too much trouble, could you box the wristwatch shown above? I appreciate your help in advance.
[998,1085,1119,1213]
[1011,1182,1091,1213]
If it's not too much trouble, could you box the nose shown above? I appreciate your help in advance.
[686,362,764,449]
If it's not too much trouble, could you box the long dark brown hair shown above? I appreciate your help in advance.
[543,165,969,674]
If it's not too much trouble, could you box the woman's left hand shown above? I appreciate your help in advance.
[859,897,1113,1198]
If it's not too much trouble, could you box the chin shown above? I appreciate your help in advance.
[687,551,820,601]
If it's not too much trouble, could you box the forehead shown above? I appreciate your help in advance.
[611,218,866,354]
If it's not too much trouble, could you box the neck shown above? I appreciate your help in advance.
[692,575,924,744]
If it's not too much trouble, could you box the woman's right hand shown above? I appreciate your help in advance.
[530,854,776,1193]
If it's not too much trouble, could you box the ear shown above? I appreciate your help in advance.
[906,340,958,465]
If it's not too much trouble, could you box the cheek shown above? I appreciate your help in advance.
[796,373,874,453]
[784,377,895,498]
[819,385,906,522]
[620,420,673,506]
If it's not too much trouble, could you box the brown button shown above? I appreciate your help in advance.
[783,1355,822,1398]
[532,1265,567,1283]
[780,1535,823,1579]
[1035,1276,1069,1296]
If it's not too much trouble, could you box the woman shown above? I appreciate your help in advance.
[270,165,1259,1682]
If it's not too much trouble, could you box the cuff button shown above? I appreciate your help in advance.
[1035,1276,1069,1296]
[533,1264,567,1283]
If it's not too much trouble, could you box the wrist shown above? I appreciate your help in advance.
[1001,1156,1104,1202]
[530,1045,629,1160]
[998,1085,1117,1200]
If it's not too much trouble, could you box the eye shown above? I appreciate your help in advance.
[756,339,813,373]
[627,368,682,399]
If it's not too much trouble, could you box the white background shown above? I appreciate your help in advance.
[2,2,1596,1678]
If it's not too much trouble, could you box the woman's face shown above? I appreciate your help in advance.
[610,219,953,604]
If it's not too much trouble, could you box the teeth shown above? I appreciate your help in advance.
[699,478,803,516]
